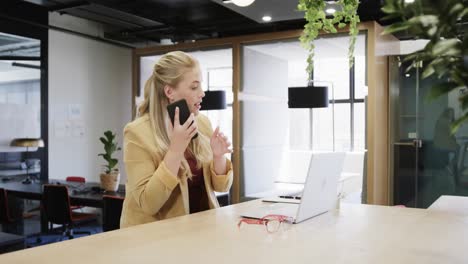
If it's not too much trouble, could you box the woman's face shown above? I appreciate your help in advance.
[170,66,205,115]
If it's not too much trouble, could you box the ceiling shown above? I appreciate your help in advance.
[0,33,41,57]
[12,0,386,47]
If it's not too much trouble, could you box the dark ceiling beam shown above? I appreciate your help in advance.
[104,31,162,43]
[118,19,304,41]
[48,0,90,12]
[60,8,145,28]
[0,56,41,61]
[69,0,163,27]
[118,25,173,35]
[0,12,135,49]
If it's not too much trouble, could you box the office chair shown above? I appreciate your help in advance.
[0,188,13,224]
[66,176,85,183]
[0,190,25,251]
[102,195,124,232]
[42,184,97,240]
[66,176,86,211]
[0,188,23,235]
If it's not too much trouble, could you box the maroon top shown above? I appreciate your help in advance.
[186,155,209,214]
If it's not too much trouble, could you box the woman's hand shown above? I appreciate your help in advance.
[210,126,232,158]
[168,107,198,154]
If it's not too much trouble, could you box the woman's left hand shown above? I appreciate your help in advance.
[210,126,232,158]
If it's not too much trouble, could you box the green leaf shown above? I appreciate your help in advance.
[381,5,396,14]
[421,65,435,79]
[451,112,468,133]
[408,15,439,27]
[458,8,468,20]
[382,22,411,35]
[109,159,118,170]
[449,3,464,16]
[461,94,468,110]
[426,81,459,101]
[432,39,461,56]
[104,130,112,139]
[99,137,108,145]
[98,130,121,168]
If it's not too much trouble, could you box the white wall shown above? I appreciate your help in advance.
[241,47,289,197]
[48,30,132,183]
[399,39,429,55]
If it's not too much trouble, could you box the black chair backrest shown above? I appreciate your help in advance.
[0,188,11,223]
[102,195,124,232]
[42,185,72,225]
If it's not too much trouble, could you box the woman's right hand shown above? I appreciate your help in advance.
[168,107,197,154]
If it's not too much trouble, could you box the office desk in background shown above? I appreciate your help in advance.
[0,179,229,232]
[0,179,125,232]
[0,168,40,177]
[1,200,467,263]
[0,179,125,208]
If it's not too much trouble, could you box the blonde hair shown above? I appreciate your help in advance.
[138,51,212,178]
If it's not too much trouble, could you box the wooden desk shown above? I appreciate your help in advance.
[428,195,468,216]
[1,200,468,263]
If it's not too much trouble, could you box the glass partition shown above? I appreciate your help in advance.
[241,33,367,199]
[0,33,41,152]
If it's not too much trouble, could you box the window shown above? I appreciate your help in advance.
[0,33,41,150]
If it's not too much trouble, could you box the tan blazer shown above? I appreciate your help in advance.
[120,114,233,228]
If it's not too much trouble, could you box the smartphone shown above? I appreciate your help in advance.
[166,99,198,139]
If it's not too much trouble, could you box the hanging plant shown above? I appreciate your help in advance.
[298,0,360,78]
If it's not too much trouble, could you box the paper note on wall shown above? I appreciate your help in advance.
[54,121,70,138]
[68,104,83,120]
[71,121,85,137]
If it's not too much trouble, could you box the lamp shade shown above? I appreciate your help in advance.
[201,90,227,110]
[10,138,44,148]
[288,86,329,108]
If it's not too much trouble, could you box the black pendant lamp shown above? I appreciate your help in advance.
[288,82,335,151]
[200,90,227,110]
[288,86,329,108]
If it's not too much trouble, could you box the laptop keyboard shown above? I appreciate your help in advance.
[278,191,302,200]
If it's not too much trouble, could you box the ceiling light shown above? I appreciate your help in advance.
[262,15,272,22]
[231,0,255,7]
[325,8,336,14]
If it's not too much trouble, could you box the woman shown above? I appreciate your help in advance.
[120,51,233,228]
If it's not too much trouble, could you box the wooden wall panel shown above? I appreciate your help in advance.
[366,22,399,205]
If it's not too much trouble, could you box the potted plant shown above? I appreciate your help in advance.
[298,0,360,76]
[382,0,468,131]
[98,130,121,192]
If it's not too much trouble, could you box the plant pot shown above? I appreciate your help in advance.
[100,171,120,192]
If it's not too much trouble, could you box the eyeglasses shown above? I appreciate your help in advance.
[238,214,294,233]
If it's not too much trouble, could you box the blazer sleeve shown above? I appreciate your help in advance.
[123,126,179,216]
[199,115,234,192]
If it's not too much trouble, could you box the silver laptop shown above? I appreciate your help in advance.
[241,152,346,223]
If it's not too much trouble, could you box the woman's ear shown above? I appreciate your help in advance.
[164,85,175,103]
